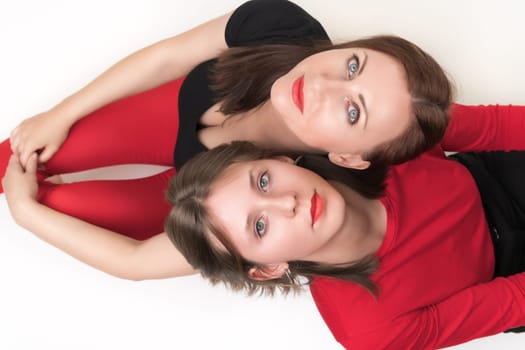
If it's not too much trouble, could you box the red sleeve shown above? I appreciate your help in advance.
[442,104,525,152]
[311,273,525,350]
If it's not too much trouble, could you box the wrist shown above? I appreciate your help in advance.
[8,198,40,227]
[53,94,86,124]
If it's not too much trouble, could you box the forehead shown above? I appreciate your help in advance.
[212,161,247,188]
[339,48,412,143]
[205,161,255,252]
[207,162,249,213]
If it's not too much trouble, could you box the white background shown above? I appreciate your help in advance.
[1,1,525,349]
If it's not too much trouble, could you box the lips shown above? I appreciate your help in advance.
[292,76,304,113]
[310,192,323,225]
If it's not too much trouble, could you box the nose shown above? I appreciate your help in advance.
[309,72,354,99]
[265,192,297,216]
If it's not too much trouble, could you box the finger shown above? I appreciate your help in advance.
[6,154,23,173]
[9,133,19,154]
[39,146,56,164]
[9,125,19,141]
[25,153,38,174]
[8,154,18,164]
[19,150,31,171]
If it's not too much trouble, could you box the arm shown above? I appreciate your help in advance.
[2,154,194,280]
[10,10,232,167]
[312,274,525,350]
[442,103,525,152]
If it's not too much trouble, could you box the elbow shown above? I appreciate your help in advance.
[108,269,148,282]
[99,261,148,281]
[115,274,144,282]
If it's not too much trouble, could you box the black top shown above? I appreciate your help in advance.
[174,0,330,168]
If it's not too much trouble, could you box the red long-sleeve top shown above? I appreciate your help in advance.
[310,104,525,349]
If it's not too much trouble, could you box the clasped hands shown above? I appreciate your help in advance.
[2,153,39,222]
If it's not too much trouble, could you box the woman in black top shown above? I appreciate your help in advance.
[1,0,457,280]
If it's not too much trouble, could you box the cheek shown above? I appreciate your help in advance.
[303,118,348,151]
[267,223,304,249]
[270,75,292,110]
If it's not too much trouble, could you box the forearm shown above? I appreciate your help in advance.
[3,154,195,280]
[50,11,231,127]
[52,39,187,126]
[11,200,141,279]
[31,8,232,132]
[443,104,525,152]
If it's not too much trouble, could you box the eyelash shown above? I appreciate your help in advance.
[255,171,270,237]
[345,98,360,125]
[345,55,361,125]
[258,172,270,192]
[255,216,267,238]
[347,55,360,79]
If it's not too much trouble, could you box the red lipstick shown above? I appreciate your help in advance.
[292,76,304,113]
[310,192,323,225]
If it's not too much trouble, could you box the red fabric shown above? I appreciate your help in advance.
[0,139,14,193]
[310,104,525,349]
[1,78,184,239]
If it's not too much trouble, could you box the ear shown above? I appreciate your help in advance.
[247,263,289,281]
[327,152,370,170]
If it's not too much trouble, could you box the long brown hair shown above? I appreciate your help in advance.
[165,141,385,295]
[211,35,453,166]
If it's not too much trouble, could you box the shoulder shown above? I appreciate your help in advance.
[226,0,330,46]
[310,277,377,342]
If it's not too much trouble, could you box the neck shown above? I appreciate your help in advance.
[321,181,386,265]
[224,102,319,153]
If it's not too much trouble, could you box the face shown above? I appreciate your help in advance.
[205,158,348,266]
[271,47,412,159]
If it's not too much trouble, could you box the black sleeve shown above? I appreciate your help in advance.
[225,0,330,46]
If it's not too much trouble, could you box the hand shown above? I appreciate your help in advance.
[10,110,72,169]
[2,154,39,221]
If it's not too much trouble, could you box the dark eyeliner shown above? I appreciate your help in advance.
[258,171,270,192]
[346,98,361,125]
[347,54,360,79]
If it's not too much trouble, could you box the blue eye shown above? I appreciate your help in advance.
[259,172,269,192]
[347,102,360,125]
[255,218,266,237]
[347,55,360,79]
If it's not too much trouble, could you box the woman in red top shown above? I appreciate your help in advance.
[163,102,525,349]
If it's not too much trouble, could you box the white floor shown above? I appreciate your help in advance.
[1,1,525,349]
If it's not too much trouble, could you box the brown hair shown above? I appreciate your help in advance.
[165,141,384,295]
[211,35,453,166]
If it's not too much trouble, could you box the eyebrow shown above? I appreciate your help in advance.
[358,52,369,128]
[245,169,257,235]
[359,93,369,129]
